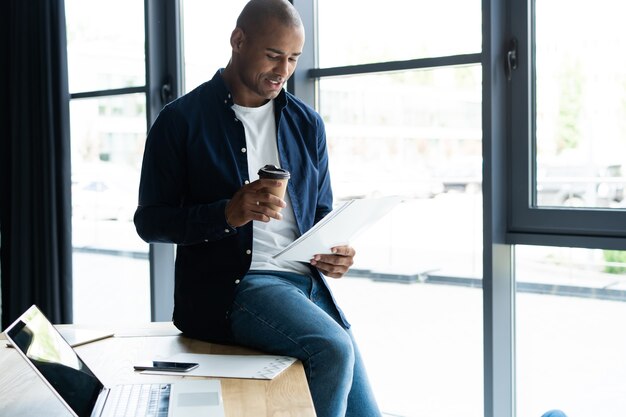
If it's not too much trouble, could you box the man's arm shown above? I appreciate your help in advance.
[133,109,234,245]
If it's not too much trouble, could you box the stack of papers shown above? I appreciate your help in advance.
[273,196,402,262]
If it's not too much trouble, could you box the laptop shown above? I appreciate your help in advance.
[4,305,225,417]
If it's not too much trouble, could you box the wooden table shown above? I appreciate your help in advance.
[0,322,316,417]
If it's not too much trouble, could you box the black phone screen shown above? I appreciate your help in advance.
[134,361,199,372]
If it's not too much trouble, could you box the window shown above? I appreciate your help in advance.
[516,246,626,416]
[319,68,483,278]
[66,1,145,92]
[181,0,249,93]
[533,3,626,210]
[509,0,626,237]
[510,1,626,416]
[65,0,150,324]
[317,0,481,67]
[311,1,483,415]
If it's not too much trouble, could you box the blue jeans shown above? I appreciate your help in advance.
[229,271,382,417]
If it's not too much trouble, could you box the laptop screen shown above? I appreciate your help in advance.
[6,305,104,417]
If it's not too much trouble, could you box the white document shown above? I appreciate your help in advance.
[273,195,403,262]
[58,328,114,347]
[5,327,114,349]
[141,353,297,380]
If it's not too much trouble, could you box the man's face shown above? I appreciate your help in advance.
[233,19,304,107]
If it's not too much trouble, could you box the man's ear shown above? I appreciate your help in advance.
[230,28,245,51]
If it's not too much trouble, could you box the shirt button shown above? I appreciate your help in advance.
[234,117,239,122]
[224,229,230,233]
[234,279,241,284]
[204,239,208,242]
[224,99,227,104]
[246,249,251,255]
[241,147,246,153]
[244,180,250,185]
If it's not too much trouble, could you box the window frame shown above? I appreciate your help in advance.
[508,0,626,249]
[144,0,181,321]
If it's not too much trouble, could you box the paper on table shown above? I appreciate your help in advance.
[273,195,402,262]
[140,353,297,380]
[58,328,114,347]
[5,327,114,348]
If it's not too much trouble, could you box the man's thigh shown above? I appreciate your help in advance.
[229,272,348,357]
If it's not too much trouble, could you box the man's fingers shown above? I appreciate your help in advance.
[330,246,355,257]
[247,178,284,190]
[253,192,286,209]
[226,185,284,227]
[250,203,283,221]
[313,261,349,278]
[310,255,353,271]
[312,253,354,267]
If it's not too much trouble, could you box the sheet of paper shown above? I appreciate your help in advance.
[57,328,114,347]
[5,327,114,348]
[273,195,402,262]
[140,353,297,380]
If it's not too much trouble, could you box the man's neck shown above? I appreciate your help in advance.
[221,65,268,107]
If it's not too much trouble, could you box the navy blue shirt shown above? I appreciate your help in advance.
[134,70,346,341]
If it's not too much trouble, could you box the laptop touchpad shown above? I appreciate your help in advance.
[178,392,220,407]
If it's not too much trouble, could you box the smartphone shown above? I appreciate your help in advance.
[133,361,199,372]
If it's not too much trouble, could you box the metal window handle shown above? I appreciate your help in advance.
[160,75,173,104]
[506,38,518,81]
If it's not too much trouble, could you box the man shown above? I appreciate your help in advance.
[134,1,382,416]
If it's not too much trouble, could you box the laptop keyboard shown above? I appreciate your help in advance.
[105,383,171,417]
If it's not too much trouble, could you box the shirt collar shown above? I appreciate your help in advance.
[213,68,288,111]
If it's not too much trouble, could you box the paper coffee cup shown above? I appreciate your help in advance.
[257,164,290,211]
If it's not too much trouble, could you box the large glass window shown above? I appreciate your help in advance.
[315,2,483,416]
[534,0,626,209]
[182,0,249,92]
[317,0,481,67]
[516,246,626,416]
[65,0,145,92]
[65,0,149,325]
[510,0,626,415]
[320,67,483,417]
[320,67,483,278]
[510,0,626,236]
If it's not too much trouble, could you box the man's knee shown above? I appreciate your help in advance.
[319,330,355,368]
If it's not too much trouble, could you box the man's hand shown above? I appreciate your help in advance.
[225,179,286,227]
[310,245,355,278]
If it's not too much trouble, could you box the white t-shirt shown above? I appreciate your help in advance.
[231,100,310,275]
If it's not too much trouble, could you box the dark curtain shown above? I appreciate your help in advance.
[0,0,73,328]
